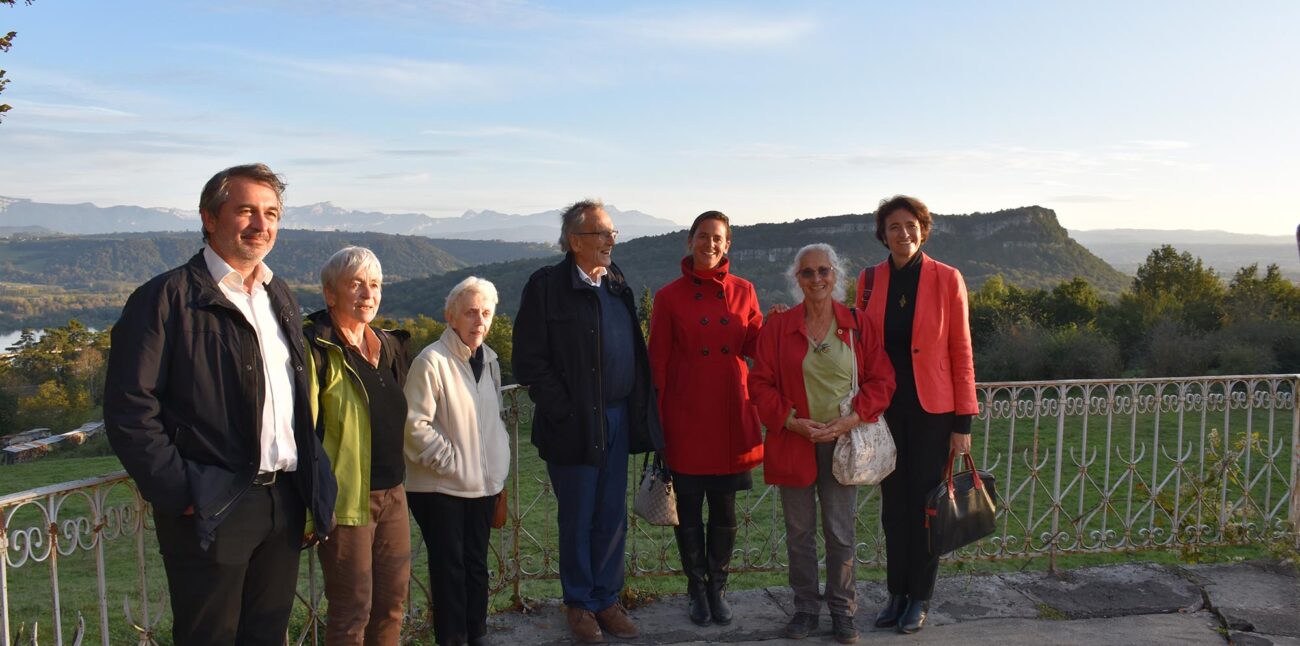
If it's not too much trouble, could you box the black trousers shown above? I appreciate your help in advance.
[408,491,497,646]
[152,478,305,646]
[674,485,738,529]
[880,401,954,601]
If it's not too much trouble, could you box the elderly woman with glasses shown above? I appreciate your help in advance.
[748,243,894,645]
[305,246,412,645]
[405,276,511,646]
[855,196,978,635]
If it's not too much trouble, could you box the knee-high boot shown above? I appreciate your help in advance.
[705,524,738,625]
[674,525,711,626]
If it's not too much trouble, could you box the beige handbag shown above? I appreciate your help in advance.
[632,452,679,526]
[832,325,896,486]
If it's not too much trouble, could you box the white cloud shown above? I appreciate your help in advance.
[605,13,816,48]
[10,101,137,122]
[270,56,494,97]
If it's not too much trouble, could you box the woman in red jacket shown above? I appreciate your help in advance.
[648,211,764,627]
[748,243,894,644]
[855,195,978,635]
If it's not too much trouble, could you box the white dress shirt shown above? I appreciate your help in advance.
[576,264,607,287]
[203,245,298,473]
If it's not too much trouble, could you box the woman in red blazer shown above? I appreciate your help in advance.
[648,211,764,627]
[855,195,978,635]
[748,243,894,644]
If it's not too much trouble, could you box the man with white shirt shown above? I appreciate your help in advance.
[105,164,337,645]
[513,199,658,643]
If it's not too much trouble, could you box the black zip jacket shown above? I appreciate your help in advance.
[513,253,657,466]
[104,252,337,547]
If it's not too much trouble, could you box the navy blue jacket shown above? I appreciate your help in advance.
[512,253,657,466]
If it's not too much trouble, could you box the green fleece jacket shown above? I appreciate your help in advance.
[304,311,410,527]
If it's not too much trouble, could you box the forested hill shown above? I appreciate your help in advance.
[381,206,1130,319]
[0,230,557,288]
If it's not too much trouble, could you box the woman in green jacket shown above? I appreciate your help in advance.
[306,246,412,645]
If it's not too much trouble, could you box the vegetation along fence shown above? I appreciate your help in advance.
[2,375,1297,645]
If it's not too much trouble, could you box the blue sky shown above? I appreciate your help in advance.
[1,1,1296,234]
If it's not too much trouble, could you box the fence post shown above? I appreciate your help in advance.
[1290,376,1300,546]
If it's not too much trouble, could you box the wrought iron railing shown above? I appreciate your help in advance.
[2,375,1297,644]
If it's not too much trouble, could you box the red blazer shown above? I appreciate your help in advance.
[747,301,895,487]
[856,253,978,417]
[649,257,764,475]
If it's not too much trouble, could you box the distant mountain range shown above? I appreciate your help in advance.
[0,196,680,243]
[1070,228,1299,280]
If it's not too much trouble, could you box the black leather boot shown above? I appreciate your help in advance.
[897,599,929,634]
[873,594,908,628]
[674,525,711,626]
[705,524,738,625]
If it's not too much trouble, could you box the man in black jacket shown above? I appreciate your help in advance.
[104,164,337,646]
[513,199,656,643]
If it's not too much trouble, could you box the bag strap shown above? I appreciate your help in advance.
[846,308,860,399]
[944,449,985,499]
[857,266,876,308]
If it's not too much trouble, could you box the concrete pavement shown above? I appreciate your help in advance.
[485,560,1299,646]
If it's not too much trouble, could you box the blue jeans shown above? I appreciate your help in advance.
[547,401,630,611]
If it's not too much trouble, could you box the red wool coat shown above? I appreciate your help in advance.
[649,257,764,475]
[747,301,896,487]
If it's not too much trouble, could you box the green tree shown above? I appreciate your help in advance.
[1131,244,1226,332]
[1225,263,1300,323]
[638,285,653,340]
[0,0,34,123]
[1047,277,1103,329]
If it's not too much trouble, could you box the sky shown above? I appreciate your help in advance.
[1,1,1297,234]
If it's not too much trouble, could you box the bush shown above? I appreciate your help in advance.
[1144,319,1212,377]
[1047,326,1122,379]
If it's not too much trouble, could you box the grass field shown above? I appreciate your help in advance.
[2,378,1296,644]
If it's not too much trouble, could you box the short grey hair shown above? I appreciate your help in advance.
[199,163,287,243]
[320,246,383,292]
[558,199,604,253]
[786,243,848,304]
[444,276,500,318]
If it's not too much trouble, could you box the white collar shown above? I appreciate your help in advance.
[203,245,273,292]
[575,264,606,287]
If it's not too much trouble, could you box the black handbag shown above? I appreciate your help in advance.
[924,450,998,556]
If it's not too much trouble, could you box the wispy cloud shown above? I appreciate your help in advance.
[378,148,470,157]
[1047,194,1131,204]
[268,56,495,97]
[12,101,137,122]
[603,12,816,48]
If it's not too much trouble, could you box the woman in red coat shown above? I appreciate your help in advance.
[648,211,764,627]
[855,195,978,635]
[748,243,894,644]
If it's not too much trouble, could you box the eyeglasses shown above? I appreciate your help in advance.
[797,266,833,280]
[574,229,619,240]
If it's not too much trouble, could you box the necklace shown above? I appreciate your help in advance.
[898,294,908,308]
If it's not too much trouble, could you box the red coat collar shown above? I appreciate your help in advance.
[679,255,730,283]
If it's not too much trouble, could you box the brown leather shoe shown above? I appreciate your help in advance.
[595,603,640,639]
[566,607,604,643]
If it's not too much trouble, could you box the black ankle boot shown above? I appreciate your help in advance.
[674,525,711,626]
[897,599,929,634]
[705,524,738,625]
[873,594,908,628]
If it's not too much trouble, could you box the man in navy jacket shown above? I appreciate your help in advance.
[104,164,336,646]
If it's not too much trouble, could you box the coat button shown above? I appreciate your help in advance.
[693,278,702,285]
[695,293,703,300]
[701,347,710,356]
[912,348,920,354]
[721,346,730,354]
[700,317,709,325]
[246,364,254,371]
[716,291,724,299]
[720,317,729,325]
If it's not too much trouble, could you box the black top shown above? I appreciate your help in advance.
[469,345,485,383]
[344,342,407,490]
[884,253,923,408]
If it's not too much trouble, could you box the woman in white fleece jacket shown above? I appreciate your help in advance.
[405,276,511,646]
